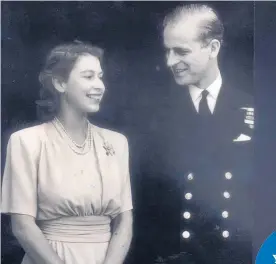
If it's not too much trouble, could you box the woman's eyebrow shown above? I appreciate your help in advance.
[80,70,95,74]
[80,70,103,75]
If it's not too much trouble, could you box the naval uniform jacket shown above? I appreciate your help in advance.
[137,83,253,264]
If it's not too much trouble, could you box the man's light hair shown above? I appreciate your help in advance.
[163,4,224,45]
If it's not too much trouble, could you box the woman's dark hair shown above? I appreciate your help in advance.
[36,40,104,121]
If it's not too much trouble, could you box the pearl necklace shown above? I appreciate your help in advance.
[52,117,92,155]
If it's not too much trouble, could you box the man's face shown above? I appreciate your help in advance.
[163,19,212,86]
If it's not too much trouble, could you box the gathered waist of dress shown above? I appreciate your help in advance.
[36,215,111,243]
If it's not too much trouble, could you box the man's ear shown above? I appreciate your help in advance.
[52,77,66,93]
[209,39,221,59]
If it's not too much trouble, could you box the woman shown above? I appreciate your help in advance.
[2,41,133,264]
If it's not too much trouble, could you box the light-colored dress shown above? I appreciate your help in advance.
[1,121,133,264]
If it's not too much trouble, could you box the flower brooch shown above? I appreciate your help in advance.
[103,141,115,156]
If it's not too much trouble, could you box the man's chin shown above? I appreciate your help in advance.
[173,76,190,86]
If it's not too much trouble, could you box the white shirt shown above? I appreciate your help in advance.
[189,74,222,114]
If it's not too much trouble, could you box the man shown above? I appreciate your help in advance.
[135,4,254,264]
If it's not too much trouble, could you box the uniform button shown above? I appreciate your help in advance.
[187,173,194,181]
[183,211,191,219]
[222,211,229,218]
[182,231,190,239]
[225,172,232,180]
[222,230,230,238]
[185,192,193,200]
[223,191,231,199]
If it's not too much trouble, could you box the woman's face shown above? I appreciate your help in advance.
[62,54,105,113]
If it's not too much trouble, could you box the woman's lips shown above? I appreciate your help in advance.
[86,94,102,102]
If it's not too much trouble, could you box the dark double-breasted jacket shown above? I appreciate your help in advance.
[134,82,253,264]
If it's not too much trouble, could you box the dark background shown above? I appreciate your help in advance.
[254,0,276,261]
[1,1,274,264]
[1,1,254,134]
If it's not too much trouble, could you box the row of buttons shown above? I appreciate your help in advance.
[182,172,233,239]
[186,172,233,181]
[182,230,230,239]
[184,191,231,200]
[182,210,229,219]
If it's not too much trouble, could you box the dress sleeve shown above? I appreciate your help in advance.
[119,136,133,213]
[1,132,38,218]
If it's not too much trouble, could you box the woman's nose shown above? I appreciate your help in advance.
[93,79,105,93]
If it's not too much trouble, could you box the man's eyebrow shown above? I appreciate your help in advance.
[164,47,192,53]
[173,47,192,53]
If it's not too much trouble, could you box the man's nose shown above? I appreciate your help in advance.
[166,50,179,67]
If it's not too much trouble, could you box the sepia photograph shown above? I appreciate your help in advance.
[1,1,274,264]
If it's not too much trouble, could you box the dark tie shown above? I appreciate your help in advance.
[198,90,211,116]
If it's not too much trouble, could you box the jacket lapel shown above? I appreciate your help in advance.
[213,84,244,140]
[92,125,119,214]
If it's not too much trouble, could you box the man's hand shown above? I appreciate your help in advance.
[241,107,254,129]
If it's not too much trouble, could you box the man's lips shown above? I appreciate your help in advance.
[172,68,188,77]
[172,68,188,75]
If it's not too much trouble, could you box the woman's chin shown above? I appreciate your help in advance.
[85,104,100,114]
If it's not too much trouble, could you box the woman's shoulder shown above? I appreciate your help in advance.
[10,123,47,146]
[92,124,128,144]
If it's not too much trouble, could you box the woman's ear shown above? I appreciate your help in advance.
[52,77,66,93]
